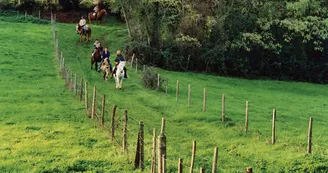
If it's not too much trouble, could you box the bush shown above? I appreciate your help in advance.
[0,11,50,24]
[142,67,164,90]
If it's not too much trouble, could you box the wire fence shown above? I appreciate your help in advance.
[50,11,328,172]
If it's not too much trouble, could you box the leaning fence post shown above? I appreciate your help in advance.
[122,110,128,153]
[200,168,205,173]
[246,168,253,173]
[162,154,166,173]
[272,109,276,144]
[307,117,313,154]
[190,140,196,173]
[212,147,218,173]
[245,101,249,133]
[91,87,96,119]
[158,118,166,173]
[178,158,183,173]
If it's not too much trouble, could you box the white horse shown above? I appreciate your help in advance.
[115,61,126,89]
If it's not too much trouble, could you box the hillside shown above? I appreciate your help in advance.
[55,17,328,172]
[0,14,328,172]
[0,21,137,172]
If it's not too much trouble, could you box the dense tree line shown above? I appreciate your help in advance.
[1,0,327,83]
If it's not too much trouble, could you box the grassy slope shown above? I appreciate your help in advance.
[0,21,137,172]
[55,17,328,172]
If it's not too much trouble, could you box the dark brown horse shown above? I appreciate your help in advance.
[76,24,91,42]
[91,47,103,71]
[88,9,107,24]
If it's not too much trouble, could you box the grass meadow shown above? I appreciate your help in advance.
[1,13,328,172]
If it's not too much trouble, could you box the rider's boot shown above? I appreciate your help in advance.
[124,67,128,79]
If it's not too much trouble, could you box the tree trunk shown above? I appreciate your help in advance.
[120,0,132,39]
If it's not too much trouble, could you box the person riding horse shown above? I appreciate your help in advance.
[112,50,128,78]
[78,16,87,34]
[91,39,102,58]
[98,47,112,72]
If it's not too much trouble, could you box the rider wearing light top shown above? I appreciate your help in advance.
[78,16,86,34]
[112,50,128,78]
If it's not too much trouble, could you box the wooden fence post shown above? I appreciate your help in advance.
[70,71,73,91]
[165,78,168,95]
[246,168,253,173]
[151,128,157,173]
[307,117,313,154]
[157,73,160,89]
[188,84,191,107]
[74,73,77,95]
[139,121,144,170]
[272,109,276,144]
[212,147,218,173]
[135,58,138,72]
[85,81,88,112]
[38,10,41,19]
[190,140,196,173]
[178,158,183,173]
[131,53,135,68]
[110,105,117,140]
[25,10,27,17]
[158,118,166,173]
[200,168,205,173]
[80,78,83,101]
[101,94,105,126]
[245,101,249,133]
[91,87,96,119]
[203,88,206,112]
[222,94,225,122]
[176,80,179,101]
[162,154,166,173]
[122,110,128,153]
[143,65,145,71]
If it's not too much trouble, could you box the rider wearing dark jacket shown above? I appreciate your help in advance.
[98,47,112,72]
[112,50,127,78]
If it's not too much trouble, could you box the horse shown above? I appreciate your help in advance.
[91,47,103,71]
[115,61,126,89]
[99,58,111,82]
[76,24,91,42]
[88,9,107,24]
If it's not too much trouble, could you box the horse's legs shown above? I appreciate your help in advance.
[91,59,93,69]
[95,62,98,71]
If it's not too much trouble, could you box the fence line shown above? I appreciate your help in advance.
[50,12,326,172]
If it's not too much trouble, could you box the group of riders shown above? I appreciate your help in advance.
[77,3,128,79]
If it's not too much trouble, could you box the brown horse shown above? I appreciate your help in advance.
[88,9,107,24]
[91,47,103,71]
[76,24,91,42]
[99,58,112,82]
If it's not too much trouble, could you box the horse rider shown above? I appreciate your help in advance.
[112,50,128,78]
[93,5,99,18]
[98,47,112,72]
[78,16,87,34]
[91,39,102,58]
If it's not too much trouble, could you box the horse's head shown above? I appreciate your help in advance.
[101,9,107,15]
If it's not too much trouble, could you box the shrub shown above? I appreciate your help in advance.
[142,67,164,90]
[0,11,50,24]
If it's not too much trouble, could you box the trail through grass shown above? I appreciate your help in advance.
[0,21,137,172]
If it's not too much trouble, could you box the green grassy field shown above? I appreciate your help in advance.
[1,14,328,172]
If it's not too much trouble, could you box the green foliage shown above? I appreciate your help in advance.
[0,10,50,24]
